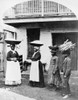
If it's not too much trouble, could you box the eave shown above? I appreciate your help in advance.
[3,16,77,27]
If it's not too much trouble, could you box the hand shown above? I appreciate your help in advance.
[52,72,55,75]
[14,58,17,62]
[60,71,63,75]
[11,58,17,62]
[64,75,66,78]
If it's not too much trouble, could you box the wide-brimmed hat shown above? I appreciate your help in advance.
[30,40,43,46]
[49,45,59,52]
[5,38,21,45]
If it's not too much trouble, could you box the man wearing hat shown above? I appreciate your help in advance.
[5,39,21,85]
[61,49,71,98]
[29,40,45,87]
[47,45,61,90]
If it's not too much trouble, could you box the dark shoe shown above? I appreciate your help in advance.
[29,81,34,87]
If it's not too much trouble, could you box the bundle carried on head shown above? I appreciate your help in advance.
[59,39,76,52]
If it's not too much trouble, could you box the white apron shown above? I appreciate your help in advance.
[29,61,39,82]
[5,61,21,85]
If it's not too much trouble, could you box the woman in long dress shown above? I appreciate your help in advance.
[5,43,21,85]
[29,40,45,87]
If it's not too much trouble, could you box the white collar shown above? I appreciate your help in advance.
[11,49,16,53]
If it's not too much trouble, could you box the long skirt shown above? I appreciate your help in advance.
[29,61,44,87]
[5,61,21,85]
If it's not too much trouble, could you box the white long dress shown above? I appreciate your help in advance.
[5,50,21,85]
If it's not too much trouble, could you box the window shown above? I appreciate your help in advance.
[4,30,17,40]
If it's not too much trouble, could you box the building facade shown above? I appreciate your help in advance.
[3,0,78,70]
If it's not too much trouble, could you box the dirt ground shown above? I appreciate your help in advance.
[0,70,78,100]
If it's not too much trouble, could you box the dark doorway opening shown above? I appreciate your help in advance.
[52,32,77,70]
[27,28,40,59]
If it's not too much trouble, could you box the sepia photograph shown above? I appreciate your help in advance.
[0,0,78,100]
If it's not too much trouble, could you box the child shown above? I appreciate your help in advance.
[48,45,61,90]
[61,49,71,98]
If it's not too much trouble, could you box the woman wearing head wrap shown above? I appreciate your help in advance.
[47,45,61,90]
[29,40,45,87]
[5,39,21,85]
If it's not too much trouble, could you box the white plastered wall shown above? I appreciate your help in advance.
[16,27,27,61]
[40,29,52,70]
[15,27,53,70]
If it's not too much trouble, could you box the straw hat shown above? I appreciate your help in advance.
[5,38,21,45]
[30,40,43,46]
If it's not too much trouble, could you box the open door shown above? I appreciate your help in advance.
[27,28,40,59]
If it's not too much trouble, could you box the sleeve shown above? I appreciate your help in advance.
[65,59,71,77]
[53,57,58,74]
[7,51,11,61]
[31,52,41,61]
[15,51,20,61]
[15,51,19,58]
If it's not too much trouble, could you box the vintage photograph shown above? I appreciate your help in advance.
[0,0,78,100]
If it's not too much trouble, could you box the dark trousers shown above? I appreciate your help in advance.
[62,74,71,95]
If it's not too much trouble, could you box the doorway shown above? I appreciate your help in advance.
[52,32,77,70]
[27,28,40,59]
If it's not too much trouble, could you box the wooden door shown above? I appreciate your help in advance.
[52,32,77,70]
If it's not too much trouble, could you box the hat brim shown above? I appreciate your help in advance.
[48,46,58,50]
[30,43,43,46]
[30,40,43,46]
[5,39,21,45]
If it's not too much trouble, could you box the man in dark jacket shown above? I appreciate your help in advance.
[61,49,71,98]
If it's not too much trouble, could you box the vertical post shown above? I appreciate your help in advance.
[1,48,3,71]
[77,33,78,70]
[13,32,15,39]
[0,33,4,72]
[42,0,44,16]
[58,3,59,14]
[3,31,7,77]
